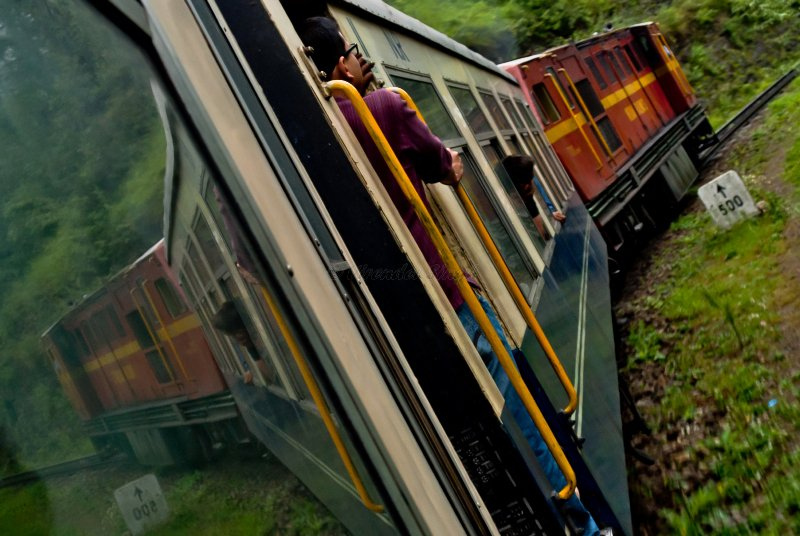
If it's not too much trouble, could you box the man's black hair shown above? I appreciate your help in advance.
[299,16,345,80]
[501,155,534,187]
[211,301,246,335]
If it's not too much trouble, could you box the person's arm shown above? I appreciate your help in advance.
[383,91,461,184]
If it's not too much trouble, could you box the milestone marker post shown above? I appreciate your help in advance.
[698,170,759,229]
[114,474,169,535]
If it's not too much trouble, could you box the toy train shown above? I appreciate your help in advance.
[29,1,718,534]
[42,241,249,466]
[503,22,715,257]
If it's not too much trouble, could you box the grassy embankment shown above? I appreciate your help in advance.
[623,77,800,534]
[0,459,345,535]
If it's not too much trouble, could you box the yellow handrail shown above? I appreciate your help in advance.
[327,80,576,499]
[387,86,578,416]
[557,69,616,160]
[257,285,385,513]
[141,280,190,381]
[129,288,176,383]
[543,73,604,170]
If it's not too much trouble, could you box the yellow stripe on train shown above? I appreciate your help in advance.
[83,314,201,373]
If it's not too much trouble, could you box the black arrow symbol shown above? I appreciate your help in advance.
[716,183,727,198]
[134,487,144,502]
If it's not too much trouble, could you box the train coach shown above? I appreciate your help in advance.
[42,241,249,466]
[18,0,636,534]
[502,23,715,256]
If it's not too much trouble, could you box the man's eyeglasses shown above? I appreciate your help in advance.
[344,42,359,58]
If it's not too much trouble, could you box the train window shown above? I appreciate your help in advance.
[479,91,512,131]
[596,117,623,152]
[596,52,617,86]
[492,158,550,249]
[155,278,188,318]
[125,311,156,350]
[614,47,632,77]
[531,83,560,124]
[105,305,126,338]
[449,85,494,138]
[624,44,643,72]
[382,29,410,62]
[575,79,605,118]
[500,97,526,131]
[458,151,537,296]
[585,56,607,89]
[144,350,174,384]
[607,50,625,81]
[193,214,226,278]
[387,74,460,142]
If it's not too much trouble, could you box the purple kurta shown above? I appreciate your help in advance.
[337,90,464,310]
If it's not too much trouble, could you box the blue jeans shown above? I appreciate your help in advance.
[457,295,600,536]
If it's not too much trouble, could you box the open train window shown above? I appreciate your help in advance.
[125,310,156,349]
[530,83,560,124]
[575,79,605,117]
[155,277,188,318]
[458,150,538,298]
[584,56,607,89]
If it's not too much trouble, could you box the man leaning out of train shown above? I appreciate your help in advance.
[299,16,602,536]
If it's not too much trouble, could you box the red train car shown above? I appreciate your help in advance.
[502,22,714,255]
[42,241,246,465]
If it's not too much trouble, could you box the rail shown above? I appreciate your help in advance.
[0,454,124,489]
[701,67,799,166]
[327,80,576,500]
[387,86,578,417]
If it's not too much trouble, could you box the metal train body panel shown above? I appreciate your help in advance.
[42,242,238,464]
[90,0,632,533]
[503,23,714,251]
[521,193,631,535]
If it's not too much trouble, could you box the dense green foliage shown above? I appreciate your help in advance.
[0,0,164,466]
[387,0,800,125]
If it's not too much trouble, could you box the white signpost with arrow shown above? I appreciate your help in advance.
[114,474,170,535]
[698,170,760,229]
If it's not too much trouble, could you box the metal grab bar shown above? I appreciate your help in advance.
[327,80,576,499]
[556,69,616,161]
[130,287,176,383]
[140,279,190,381]
[256,285,385,513]
[543,73,604,170]
[388,86,578,416]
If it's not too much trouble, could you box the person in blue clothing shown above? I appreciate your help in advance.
[503,155,566,225]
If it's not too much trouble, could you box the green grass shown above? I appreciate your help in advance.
[625,78,800,533]
[0,460,346,536]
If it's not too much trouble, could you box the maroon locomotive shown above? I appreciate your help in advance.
[42,240,247,465]
[502,22,714,255]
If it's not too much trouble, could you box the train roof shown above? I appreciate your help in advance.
[332,0,517,83]
[40,239,164,338]
[499,21,657,68]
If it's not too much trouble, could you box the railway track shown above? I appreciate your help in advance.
[0,453,126,489]
[701,66,799,166]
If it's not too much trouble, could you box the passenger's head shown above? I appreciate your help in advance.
[501,155,535,197]
[300,17,365,91]
[212,301,253,348]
